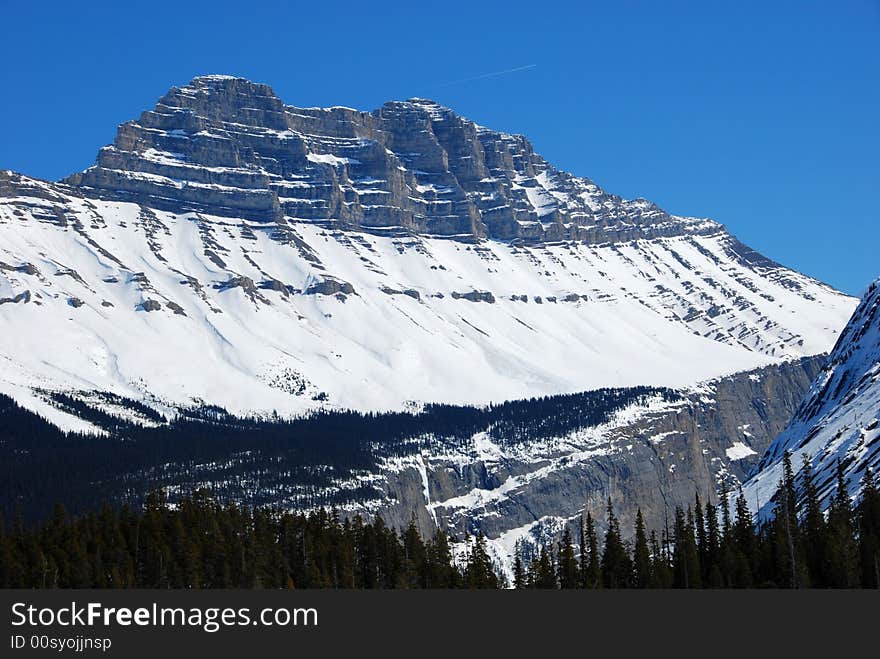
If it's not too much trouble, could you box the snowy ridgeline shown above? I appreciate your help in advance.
[743,279,880,518]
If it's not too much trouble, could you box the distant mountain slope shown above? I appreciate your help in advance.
[744,278,880,515]
[0,75,856,424]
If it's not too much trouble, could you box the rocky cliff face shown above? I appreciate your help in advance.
[65,75,727,243]
[348,356,824,561]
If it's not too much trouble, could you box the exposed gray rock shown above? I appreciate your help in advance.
[0,290,31,305]
[216,275,257,293]
[304,278,356,296]
[451,290,495,303]
[380,286,421,301]
[139,299,162,312]
[61,75,727,245]
[0,261,39,276]
[259,278,292,295]
[166,301,187,316]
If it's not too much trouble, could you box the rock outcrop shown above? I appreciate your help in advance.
[361,356,824,559]
[64,75,723,244]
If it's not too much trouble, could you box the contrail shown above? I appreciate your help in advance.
[432,64,537,88]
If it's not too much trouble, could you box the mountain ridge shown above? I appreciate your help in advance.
[0,75,858,428]
[743,277,880,516]
[61,74,724,242]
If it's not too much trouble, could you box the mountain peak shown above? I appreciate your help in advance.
[189,73,243,82]
[183,73,274,91]
[60,74,732,244]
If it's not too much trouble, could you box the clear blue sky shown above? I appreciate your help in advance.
[1,0,877,295]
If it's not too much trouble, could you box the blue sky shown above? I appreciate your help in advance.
[1,0,877,294]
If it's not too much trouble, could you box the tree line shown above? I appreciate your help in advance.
[515,454,880,589]
[0,491,498,589]
[2,451,878,589]
[0,386,675,522]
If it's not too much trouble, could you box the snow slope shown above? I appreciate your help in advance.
[743,278,880,516]
[0,175,853,427]
[0,77,858,427]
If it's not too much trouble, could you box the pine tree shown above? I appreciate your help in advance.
[694,493,708,579]
[583,512,601,589]
[704,497,722,587]
[632,509,652,588]
[464,533,499,589]
[578,513,588,589]
[718,478,737,587]
[426,529,458,588]
[826,460,859,587]
[858,468,880,588]
[772,451,801,588]
[672,506,701,588]
[556,527,578,589]
[720,478,732,541]
[731,488,755,588]
[534,545,557,588]
[513,551,526,589]
[402,514,427,588]
[648,529,672,588]
[601,500,631,588]
[799,454,826,586]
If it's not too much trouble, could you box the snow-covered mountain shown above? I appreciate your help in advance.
[0,75,857,429]
[744,278,880,516]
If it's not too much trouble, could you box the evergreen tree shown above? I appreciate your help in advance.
[426,529,458,588]
[632,509,652,588]
[719,478,732,541]
[600,500,631,588]
[648,529,672,588]
[556,527,578,589]
[704,498,722,587]
[858,468,880,588]
[534,545,557,589]
[672,506,701,589]
[578,513,588,589]
[694,493,708,578]
[799,455,826,586]
[731,488,755,588]
[583,512,601,589]
[513,551,526,589]
[826,460,859,587]
[772,451,802,588]
[402,515,427,588]
[464,533,499,589]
